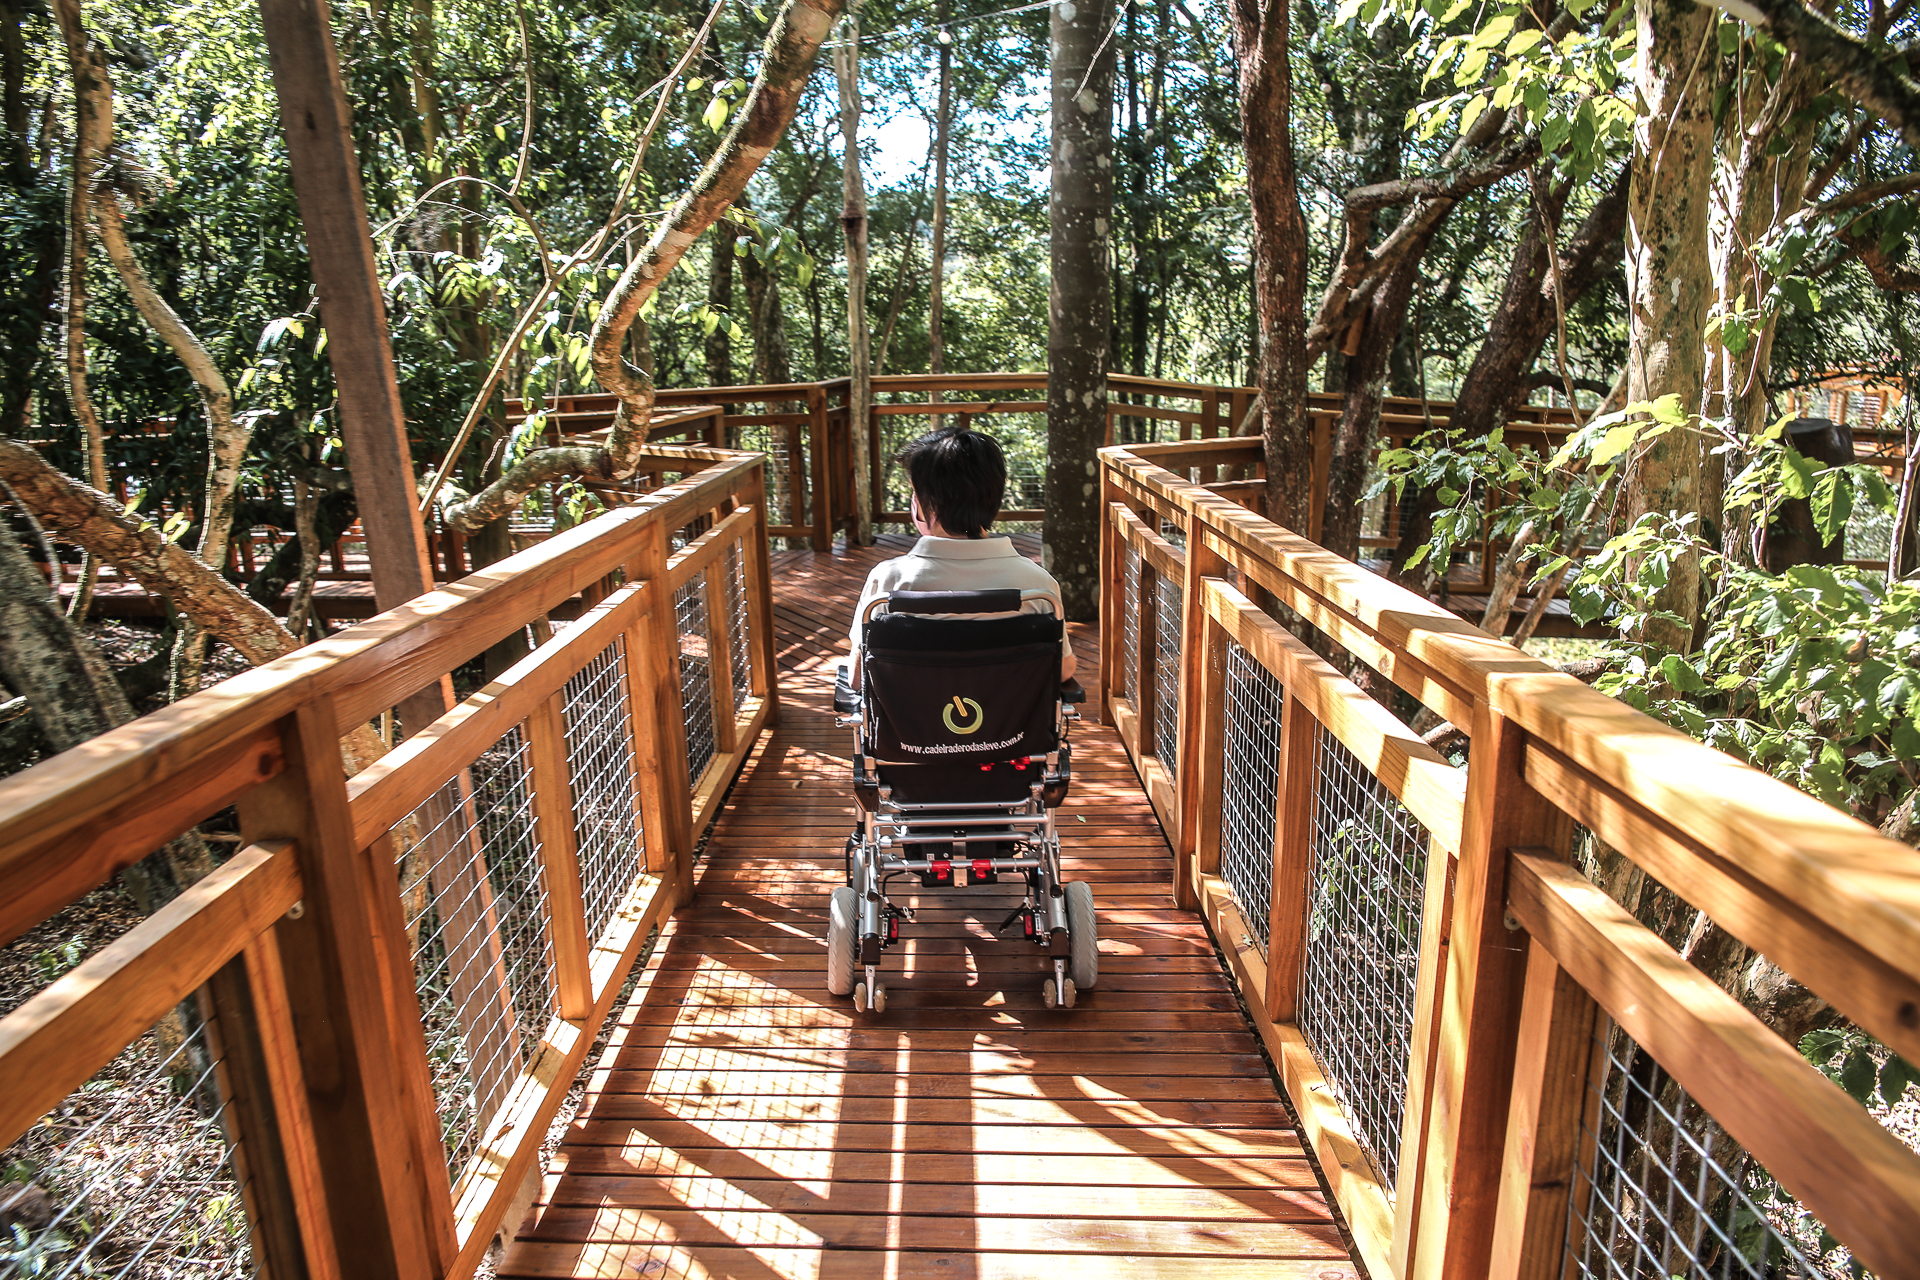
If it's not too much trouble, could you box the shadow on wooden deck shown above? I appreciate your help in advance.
[500,534,1358,1280]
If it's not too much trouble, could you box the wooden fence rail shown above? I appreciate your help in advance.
[0,444,777,1280]
[1100,438,1920,1280]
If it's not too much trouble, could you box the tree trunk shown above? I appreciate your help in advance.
[1618,0,1716,653]
[1387,166,1629,586]
[873,185,922,375]
[443,0,847,530]
[836,4,873,545]
[0,439,296,666]
[1229,0,1311,531]
[0,516,213,910]
[928,0,951,390]
[1320,243,1431,561]
[52,0,110,623]
[1045,0,1114,621]
[1707,52,1815,563]
[706,216,735,390]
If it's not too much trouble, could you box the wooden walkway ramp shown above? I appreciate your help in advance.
[501,535,1357,1280]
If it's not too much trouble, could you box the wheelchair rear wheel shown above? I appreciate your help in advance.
[1066,880,1098,990]
[826,886,858,996]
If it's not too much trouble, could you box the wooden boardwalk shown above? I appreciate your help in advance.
[501,535,1357,1280]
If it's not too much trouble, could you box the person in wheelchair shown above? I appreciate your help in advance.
[829,427,1096,1015]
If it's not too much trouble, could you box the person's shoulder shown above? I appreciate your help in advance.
[861,552,913,589]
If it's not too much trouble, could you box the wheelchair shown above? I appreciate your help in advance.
[829,588,1098,1014]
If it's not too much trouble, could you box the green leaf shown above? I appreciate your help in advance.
[1540,109,1572,154]
[702,95,732,133]
[1810,470,1853,546]
[161,510,194,544]
[1778,276,1820,314]
[1779,446,1815,498]
[1591,421,1642,466]
[1455,46,1491,85]
[1881,1054,1917,1102]
[1838,1048,1878,1104]
[1659,654,1708,693]
[1458,94,1489,135]
[1505,28,1543,57]
[1715,18,1740,56]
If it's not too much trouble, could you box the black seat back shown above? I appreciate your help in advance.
[862,598,1062,767]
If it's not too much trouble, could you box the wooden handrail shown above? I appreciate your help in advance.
[0,443,779,1280]
[1100,438,1920,1280]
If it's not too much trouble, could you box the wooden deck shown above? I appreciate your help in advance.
[501,534,1357,1280]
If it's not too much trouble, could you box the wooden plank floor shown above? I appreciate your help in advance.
[502,534,1357,1280]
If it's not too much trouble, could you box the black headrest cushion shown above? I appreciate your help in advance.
[887,588,1025,615]
[864,611,1062,653]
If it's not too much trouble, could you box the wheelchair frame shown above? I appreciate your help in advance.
[830,591,1095,1013]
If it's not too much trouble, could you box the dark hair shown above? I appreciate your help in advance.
[897,427,1006,539]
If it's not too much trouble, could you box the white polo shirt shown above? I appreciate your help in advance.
[848,535,1070,663]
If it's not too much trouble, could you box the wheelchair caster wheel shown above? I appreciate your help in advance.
[1043,977,1076,1009]
[854,980,886,1014]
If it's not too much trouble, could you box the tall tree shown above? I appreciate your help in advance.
[836,1,873,544]
[1617,0,1716,651]
[1229,0,1311,531]
[928,0,952,387]
[1046,0,1115,619]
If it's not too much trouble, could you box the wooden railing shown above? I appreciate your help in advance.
[0,443,777,1280]
[1102,436,1920,1280]
[506,372,1264,551]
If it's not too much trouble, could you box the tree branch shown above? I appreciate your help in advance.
[443,0,846,532]
[1305,126,1540,360]
[1839,223,1920,289]
[1714,0,1920,150]
[0,440,296,666]
[1816,170,1920,211]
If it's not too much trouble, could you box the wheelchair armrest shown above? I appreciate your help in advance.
[1057,678,1086,704]
[833,664,861,714]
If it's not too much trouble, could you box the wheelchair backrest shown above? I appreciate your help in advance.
[860,589,1063,765]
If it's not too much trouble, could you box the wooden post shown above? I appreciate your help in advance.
[1486,934,1601,1280]
[1173,513,1228,911]
[202,935,337,1280]
[744,469,780,719]
[526,693,593,1020]
[255,0,433,617]
[256,0,452,743]
[236,701,453,1279]
[1264,689,1317,1023]
[1410,705,1571,1280]
[1310,410,1331,543]
[704,556,739,756]
[1135,553,1159,759]
[809,385,831,552]
[1099,495,1122,721]
[1188,601,1229,907]
[624,522,696,903]
[1391,834,1460,1274]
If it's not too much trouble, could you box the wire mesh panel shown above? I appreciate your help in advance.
[561,638,644,944]
[1564,1027,1826,1280]
[1120,543,1143,707]
[1295,725,1431,1188]
[1154,573,1183,773]
[1220,641,1286,951]
[0,1002,250,1278]
[674,578,717,783]
[398,726,557,1177]
[725,543,752,712]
